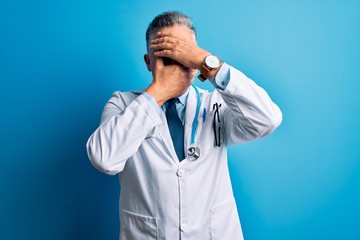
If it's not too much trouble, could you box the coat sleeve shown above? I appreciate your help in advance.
[86,92,162,175]
[213,63,282,146]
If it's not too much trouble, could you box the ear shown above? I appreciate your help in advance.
[144,54,151,72]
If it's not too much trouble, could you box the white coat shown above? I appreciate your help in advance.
[86,63,282,240]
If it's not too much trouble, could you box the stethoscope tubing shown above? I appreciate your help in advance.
[190,85,201,145]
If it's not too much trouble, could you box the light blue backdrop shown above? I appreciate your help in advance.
[1,0,359,239]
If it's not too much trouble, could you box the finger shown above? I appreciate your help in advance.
[150,37,178,44]
[154,31,190,43]
[151,36,168,44]
[153,49,174,58]
[151,32,179,43]
[154,31,173,38]
[151,42,176,55]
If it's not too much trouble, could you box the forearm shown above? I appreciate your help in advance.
[213,64,282,144]
[86,93,162,175]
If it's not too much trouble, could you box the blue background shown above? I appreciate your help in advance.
[1,0,359,239]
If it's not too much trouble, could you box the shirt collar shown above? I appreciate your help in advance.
[177,87,190,106]
[162,87,190,111]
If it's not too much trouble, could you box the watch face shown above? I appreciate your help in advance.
[205,55,220,69]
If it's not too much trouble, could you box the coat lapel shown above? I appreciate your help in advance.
[156,111,180,164]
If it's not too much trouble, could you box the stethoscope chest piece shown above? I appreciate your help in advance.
[187,146,200,161]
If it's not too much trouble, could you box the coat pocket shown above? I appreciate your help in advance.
[121,210,158,240]
[210,199,243,240]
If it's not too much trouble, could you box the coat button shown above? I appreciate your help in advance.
[180,224,188,232]
[177,169,185,177]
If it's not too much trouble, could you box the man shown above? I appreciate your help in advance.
[87,11,282,240]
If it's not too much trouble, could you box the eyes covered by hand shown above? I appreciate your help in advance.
[150,26,209,70]
[162,57,183,67]
[161,57,194,72]
[162,57,176,66]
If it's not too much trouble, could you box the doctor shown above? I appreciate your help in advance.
[87,11,282,240]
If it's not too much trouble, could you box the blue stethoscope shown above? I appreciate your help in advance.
[185,85,222,160]
[187,85,201,161]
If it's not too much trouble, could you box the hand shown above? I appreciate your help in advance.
[150,31,210,70]
[145,57,193,106]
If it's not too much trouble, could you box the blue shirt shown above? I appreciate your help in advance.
[143,63,231,122]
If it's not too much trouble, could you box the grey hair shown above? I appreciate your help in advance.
[145,11,196,51]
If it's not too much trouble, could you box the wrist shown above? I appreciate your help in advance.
[195,49,211,70]
[206,62,223,79]
[145,83,168,106]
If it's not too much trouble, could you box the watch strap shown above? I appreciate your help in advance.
[198,74,207,82]
[198,63,211,81]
